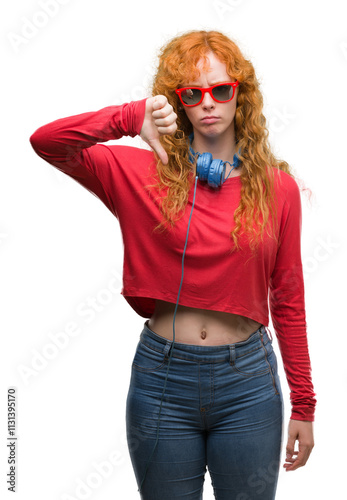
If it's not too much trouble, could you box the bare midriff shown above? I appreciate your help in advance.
[148,299,262,346]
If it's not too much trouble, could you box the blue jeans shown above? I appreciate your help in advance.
[126,321,284,500]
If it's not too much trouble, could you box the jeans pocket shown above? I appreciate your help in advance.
[132,341,167,373]
[230,345,271,377]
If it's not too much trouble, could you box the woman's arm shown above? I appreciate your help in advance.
[29,96,177,215]
[29,99,147,215]
[269,172,316,469]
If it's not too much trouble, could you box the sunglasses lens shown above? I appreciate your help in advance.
[212,84,234,102]
[180,88,202,105]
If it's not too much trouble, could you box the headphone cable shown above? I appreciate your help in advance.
[138,174,199,493]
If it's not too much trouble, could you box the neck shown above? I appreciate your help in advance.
[191,127,237,165]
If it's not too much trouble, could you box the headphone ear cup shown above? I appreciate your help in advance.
[208,159,226,188]
[196,153,213,182]
[195,151,225,188]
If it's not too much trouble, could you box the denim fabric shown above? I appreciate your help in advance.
[126,321,284,500]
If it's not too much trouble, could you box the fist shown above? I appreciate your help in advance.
[140,95,178,165]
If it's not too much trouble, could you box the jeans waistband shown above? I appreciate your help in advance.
[140,320,270,363]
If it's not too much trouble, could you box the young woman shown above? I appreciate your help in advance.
[30,30,316,500]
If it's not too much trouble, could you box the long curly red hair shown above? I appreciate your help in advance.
[148,30,293,251]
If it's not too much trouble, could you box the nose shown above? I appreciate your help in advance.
[201,90,215,110]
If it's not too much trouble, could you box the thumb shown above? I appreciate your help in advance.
[148,137,169,165]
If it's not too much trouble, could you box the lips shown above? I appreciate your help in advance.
[201,116,220,124]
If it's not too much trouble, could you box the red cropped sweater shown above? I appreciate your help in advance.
[29,98,316,421]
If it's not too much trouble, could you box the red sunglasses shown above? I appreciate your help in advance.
[175,81,239,107]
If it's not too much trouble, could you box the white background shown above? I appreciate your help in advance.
[1,0,347,498]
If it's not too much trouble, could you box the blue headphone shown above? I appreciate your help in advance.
[189,133,241,188]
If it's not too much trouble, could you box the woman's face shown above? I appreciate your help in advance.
[181,52,238,142]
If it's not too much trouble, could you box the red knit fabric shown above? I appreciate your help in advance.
[30,98,316,421]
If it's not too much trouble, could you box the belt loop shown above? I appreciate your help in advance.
[229,345,236,366]
[264,325,273,342]
[259,328,264,344]
[163,341,172,359]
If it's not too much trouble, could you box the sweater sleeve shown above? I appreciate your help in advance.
[269,174,317,421]
[29,99,147,216]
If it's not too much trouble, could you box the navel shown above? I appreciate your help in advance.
[200,329,207,340]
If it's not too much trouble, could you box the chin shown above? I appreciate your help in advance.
[201,127,227,140]
[199,123,223,135]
